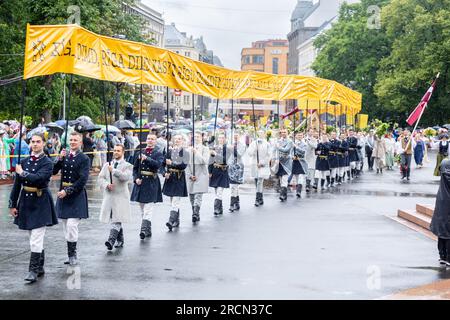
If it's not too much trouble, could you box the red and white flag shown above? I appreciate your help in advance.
[406,74,439,126]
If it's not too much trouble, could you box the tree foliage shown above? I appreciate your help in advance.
[0,0,148,125]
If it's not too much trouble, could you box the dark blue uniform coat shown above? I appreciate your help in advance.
[130,147,164,203]
[315,142,331,171]
[209,144,230,188]
[53,150,90,219]
[328,139,340,169]
[162,147,188,197]
[338,139,350,167]
[347,136,360,162]
[9,154,58,230]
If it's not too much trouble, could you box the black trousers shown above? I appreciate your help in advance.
[438,238,450,260]
[400,154,412,177]
[366,150,374,169]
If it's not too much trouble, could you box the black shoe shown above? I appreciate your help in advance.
[105,228,119,251]
[229,196,236,212]
[296,184,302,198]
[115,228,124,248]
[214,199,223,215]
[140,220,152,239]
[64,242,78,266]
[166,210,180,231]
[192,206,200,223]
[25,252,41,283]
[254,194,260,207]
[235,196,240,211]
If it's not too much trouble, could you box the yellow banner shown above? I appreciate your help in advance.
[357,114,369,129]
[24,24,362,110]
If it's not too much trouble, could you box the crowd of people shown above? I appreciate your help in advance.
[4,115,450,284]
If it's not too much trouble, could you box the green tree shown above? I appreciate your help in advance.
[312,0,391,119]
[0,0,147,125]
[374,0,450,126]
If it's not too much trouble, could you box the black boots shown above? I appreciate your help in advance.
[330,177,335,188]
[64,241,78,266]
[306,179,311,193]
[347,170,351,180]
[255,192,264,206]
[279,187,287,202]
[229,196,237,212]
[192,206,200,223]
[105,228,120,251]
[313,178,318,190]
[166,210,180,231]
[296,184,302,198]
[140,219,152,239]
[326,176,331,188]
[214,199,223,215]
[236,196,240,210]
[37,250,45,277]
[25,252,41,283]
[115,228,124,248]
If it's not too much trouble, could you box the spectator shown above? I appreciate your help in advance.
[413,132,426,168]
[82,132,95,168]
[11,132,30,170]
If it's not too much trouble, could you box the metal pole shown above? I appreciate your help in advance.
[251,98,259,165]
[277,100,280,128]
[166,86,170,154]
[213,98,219,143]
[17,80,26,164]
[115,82,120,122]
[102,82,112,184]
[192,93,195,177]
[63,75,66,121]
[60,74,73,191]
[139,84,144,175]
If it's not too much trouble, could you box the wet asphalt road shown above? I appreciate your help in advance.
[0,153,444,299]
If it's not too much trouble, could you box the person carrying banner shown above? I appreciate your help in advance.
[247,130,271,206]
[272,128,293,202]
[315,134,331,190]
[9,133,58,283]
[328,131,340,188]
[291,132,308,198]
[53,131,90,266]
[228,132,246,212]
[304,128,318,192]
[209,133,231,215]
[130,133,164,239]
[337,132,349,185]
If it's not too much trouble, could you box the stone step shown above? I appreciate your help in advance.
[397,209,431,230]
[416,204,434,217]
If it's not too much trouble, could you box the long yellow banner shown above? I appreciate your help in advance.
[24,24,362,111]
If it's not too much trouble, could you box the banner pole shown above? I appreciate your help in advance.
[251,98,259,165]
[102,81,112,184]
[17,80,26,164]
[139,84,144,176]
[192,93,195,177]
[60,74,73,191]
[166,86,170,155]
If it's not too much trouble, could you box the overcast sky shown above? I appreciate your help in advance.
[143,0,300,69]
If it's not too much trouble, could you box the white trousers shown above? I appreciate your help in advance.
[230,184,240,197]
[255,178,264,193]
[350,161,357,169]
[330,168,338,179]
[338,167,346,177]
[139,203,154,221]
[62,218,80,242]
[170,196,181,211]
[291,174,305,185]
[315,170,329,180]
[307,168,315,181]
[29,227,46,253]
[280,175,289,188]
[214,187,224,200]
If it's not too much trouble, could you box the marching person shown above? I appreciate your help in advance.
[130,133,164,239]
[384,132,396,171]
[209,133,230,215]
[247,130,271,206]
[372,134,386,174]
[346,129,359,180]
[337,132,349,185]
[365,129,375,171]
[228,132,245,212]
[304,128,318,192]
[315,134,331,190]
[186,131,210,223]
[433,133,449,177]
[328,131,340,187]
[162,134,189,231]
[9,133,58,283]
[53,131,90,266]
[291,131,308,198]
[98,144,133,250]
[397,129,415,180]
[272,128,293,202]
[356,131,365,176]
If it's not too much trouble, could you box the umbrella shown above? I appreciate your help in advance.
[98,125,120,134]
[45,122,64,133]
[173,128,191,135]
[75,123,102,133]
[27,126,47,139]
[55,120,66,126]
[114,119,136,130]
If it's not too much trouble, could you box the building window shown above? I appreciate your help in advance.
[272,58,279,74]
[252,55,263,64]
[184,95,190,105]
[242,56,251,64]
[185,51,191,57]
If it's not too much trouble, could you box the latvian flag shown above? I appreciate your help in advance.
[406,74,439,126]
